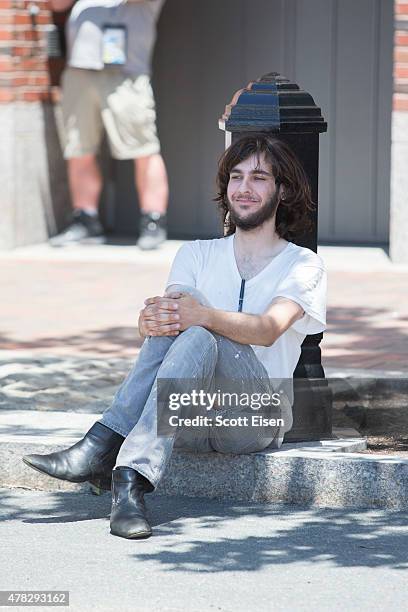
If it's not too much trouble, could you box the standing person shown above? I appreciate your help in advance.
[50,0,168,250]
[23,135,327,539]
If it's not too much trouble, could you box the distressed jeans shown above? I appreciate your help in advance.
[99,286,283,488]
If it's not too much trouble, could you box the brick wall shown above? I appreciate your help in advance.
[0,1,70,249]
[395,0,408,110]
[0,0,65,103]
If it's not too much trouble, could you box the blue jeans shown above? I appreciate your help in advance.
[100,287,282,488]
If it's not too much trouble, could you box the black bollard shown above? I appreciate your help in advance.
[219,72,331,441]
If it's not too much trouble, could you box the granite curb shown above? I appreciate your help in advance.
[5,436,408,510]
[3,410,408,511]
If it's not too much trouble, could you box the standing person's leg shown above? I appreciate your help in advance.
[135,153,168,216]
[103,73,168,250]
[51,68,105,246]
[68,155,102,215]
[134,153,169,250]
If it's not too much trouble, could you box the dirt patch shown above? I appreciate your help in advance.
[359,435,408,457]
[332,385,408,456]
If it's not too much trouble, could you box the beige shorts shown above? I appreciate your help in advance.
[60,67,161,160]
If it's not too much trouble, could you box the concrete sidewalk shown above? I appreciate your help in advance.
[0,241,407,373]
[1,488,408,612]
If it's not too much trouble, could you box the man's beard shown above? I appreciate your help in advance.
[227,190,280,231]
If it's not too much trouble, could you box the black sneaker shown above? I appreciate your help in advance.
[136,212,167,250]
[49,210,104,247]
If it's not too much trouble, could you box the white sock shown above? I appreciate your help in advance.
[81,207,98,217]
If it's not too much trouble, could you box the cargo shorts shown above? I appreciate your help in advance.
[60,67,161,160]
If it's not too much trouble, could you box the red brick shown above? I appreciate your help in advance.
[17,0,49,8]
[1,73,50,92]
[395,65,408,79]
[20,9,51,19]
[11,75,30,87]
[395,33,408,47]
[14,14,33,25]
[0,29,14,41]
[395,48,408,63]
[32,14,52,25]
[394,93,408,111]
[17,57,47,70]
[0,12,14,25]
[13,73,50,87]
[19,89,48,102]
[396,2,408,15]
[13,45,37,57]
[0,56,14,71]
[0,0,13,8]
[32,74,50,86]
[14,12,51,25]
[14,29,42,42]
[0,89,15,102]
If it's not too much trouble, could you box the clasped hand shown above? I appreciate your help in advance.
[138,291,207,338]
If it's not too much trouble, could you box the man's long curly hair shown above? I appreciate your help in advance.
[214,134,315,240]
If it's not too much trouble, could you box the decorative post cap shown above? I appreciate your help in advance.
[219,72,327,134]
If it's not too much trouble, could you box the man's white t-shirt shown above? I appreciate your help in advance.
[165,235,327,443]
[166,234,326,374]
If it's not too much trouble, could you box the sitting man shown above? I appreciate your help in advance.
[23,134,327,540]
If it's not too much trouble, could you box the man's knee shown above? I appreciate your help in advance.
[144,335,174,349]
[165,284,212,307]
[181,325,215,342]
[175,325,218,359]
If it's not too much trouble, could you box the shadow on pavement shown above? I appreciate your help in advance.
[1,489,408,571]
[0,327,144,355]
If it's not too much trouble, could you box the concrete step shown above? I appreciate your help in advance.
[6,410,408,510]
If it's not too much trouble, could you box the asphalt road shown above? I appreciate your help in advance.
[1,488,407,612]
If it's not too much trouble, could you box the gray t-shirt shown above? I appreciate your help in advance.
[66,0,165,76]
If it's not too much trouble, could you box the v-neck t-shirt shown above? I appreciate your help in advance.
[165,234,327,382]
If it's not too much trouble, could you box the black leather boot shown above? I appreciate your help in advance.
[22,422,124,490]
[110,466,154,539]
